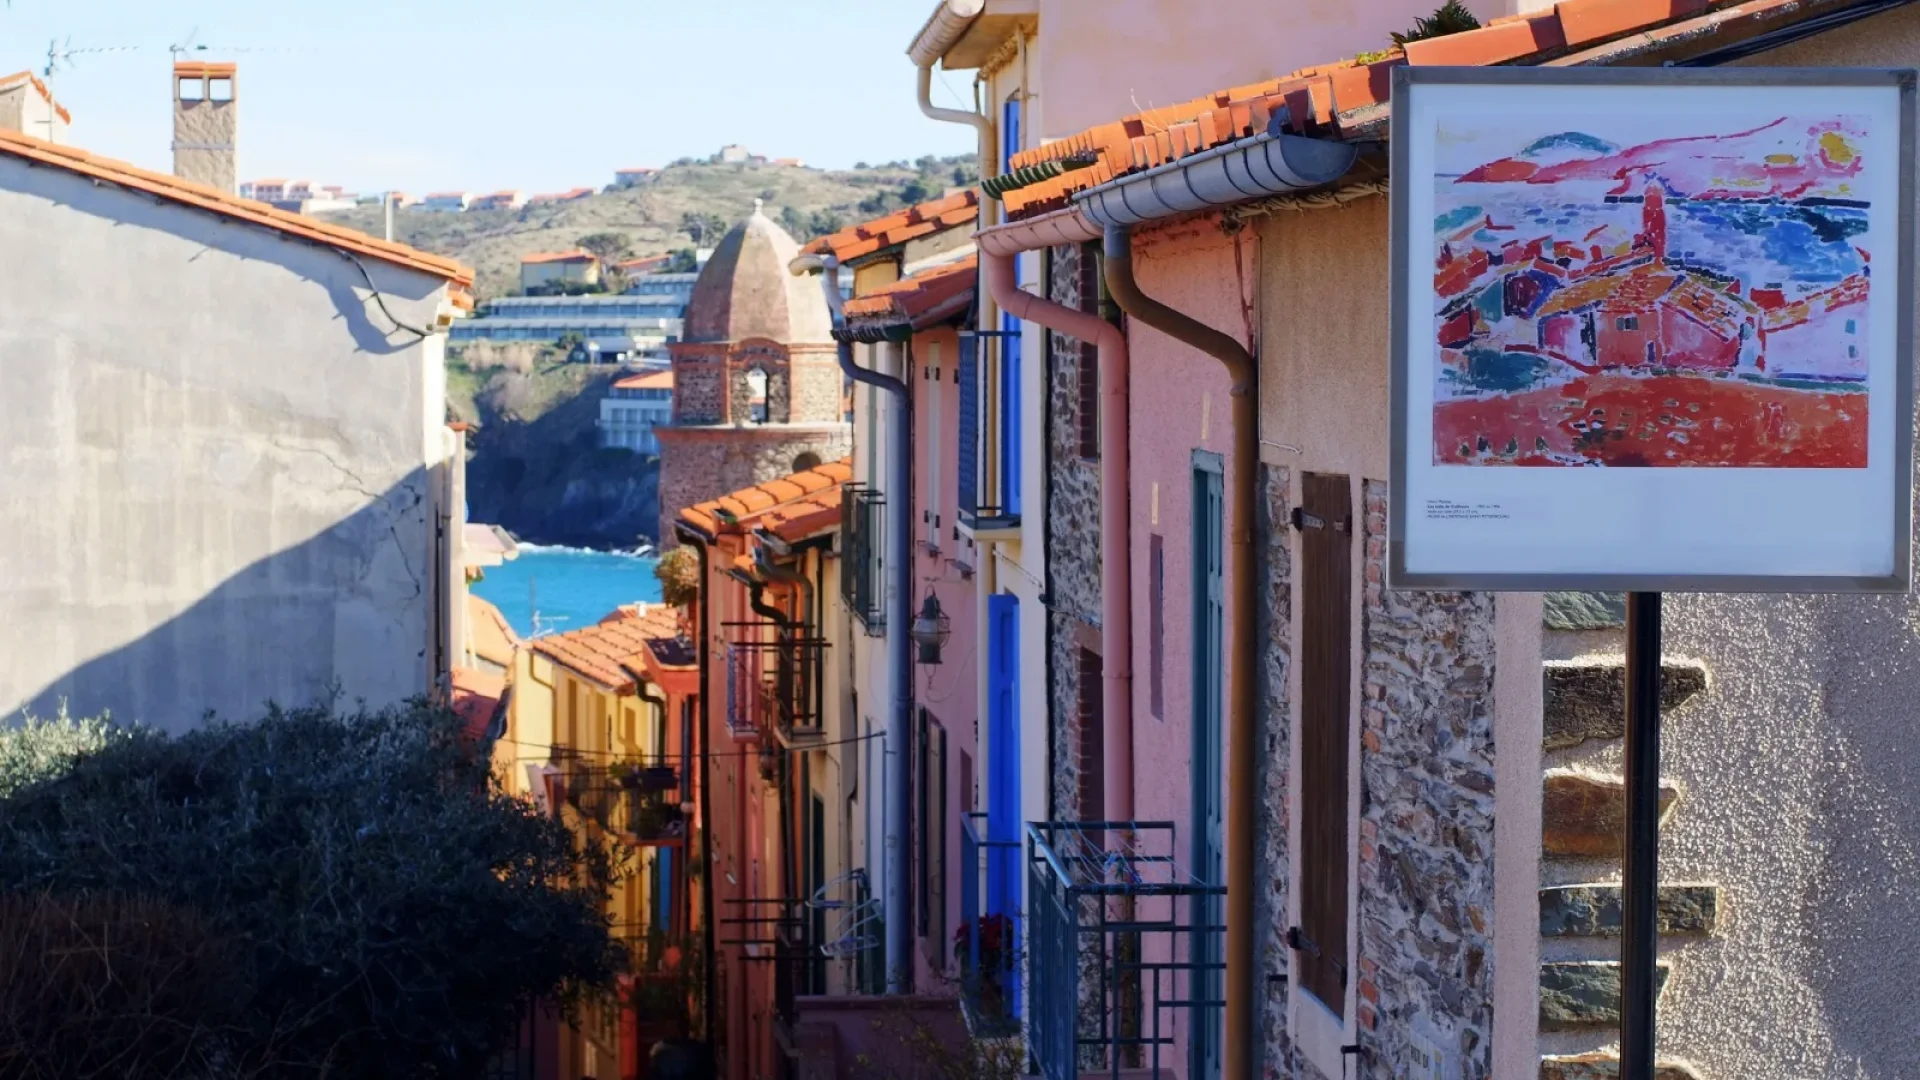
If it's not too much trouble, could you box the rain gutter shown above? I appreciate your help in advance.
[974,207,1135,825]
[1071,129,1357,1080]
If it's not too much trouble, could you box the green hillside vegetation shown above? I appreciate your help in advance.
[321,154,979,299]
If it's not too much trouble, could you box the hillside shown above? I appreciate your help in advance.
[320,155,979,298]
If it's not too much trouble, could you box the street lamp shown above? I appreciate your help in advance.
[909,591,950,665]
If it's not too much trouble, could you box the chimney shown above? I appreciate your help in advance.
[172,61,237,193]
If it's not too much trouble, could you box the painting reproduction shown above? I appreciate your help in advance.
[1432,114,1875,468]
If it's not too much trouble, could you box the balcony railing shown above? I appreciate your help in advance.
[1026,821,1225,1080]
[562,758,688,846]
[841,485,885,633]
[957,329,1020,533]
[723,625,829,745]
[958,812,1021,1038]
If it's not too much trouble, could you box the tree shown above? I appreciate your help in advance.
[778,205,808,238]
[806,209,844,237]
[679,211,729,247]
[578,231,634,265]
[664,247,700,274]
[0,703,626,1079]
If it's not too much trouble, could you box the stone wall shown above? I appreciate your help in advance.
[672,347,726,424]
[1045,241,1104,823]
[727,352,790,424]
[789,349,845,423]
[656,426,852,544]
[1255,463,1294,1073]
[1356,480,1498,1080]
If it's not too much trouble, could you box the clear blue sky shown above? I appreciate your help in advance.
[7,0,979,193]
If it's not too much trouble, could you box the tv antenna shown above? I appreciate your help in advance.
[42,36,141,78]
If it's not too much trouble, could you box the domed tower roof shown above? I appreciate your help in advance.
[683,200,833,345]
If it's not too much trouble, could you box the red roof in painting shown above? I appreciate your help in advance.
[994,0,1885,220]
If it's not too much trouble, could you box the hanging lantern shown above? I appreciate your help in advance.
[910,591,951,665]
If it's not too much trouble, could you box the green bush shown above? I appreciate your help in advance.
[0,702,627,1078]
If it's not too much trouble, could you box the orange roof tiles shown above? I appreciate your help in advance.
[521,249,596,264]
[843,255,978,330]
[802,190,979,262]
[614,369,674,390]
[467,594,520,670]
[173,61,237,78]
[996,0,1828,221]
[531,603,684,690]
[679,457,853,539]
[450,666,507,744]
[0,129,473,291]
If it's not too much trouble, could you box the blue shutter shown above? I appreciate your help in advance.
[1000,96,1024,520]
[984,591,1022,1020]
[957,333,979,519]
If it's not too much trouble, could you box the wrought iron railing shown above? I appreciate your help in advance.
[561,758,688,846]
[724,626,829,745]
[957,329,1021,531]
[1026,821,1224,1080]
[841,485,885,632]
[959,812,1021,1037]
[724,641,771,740]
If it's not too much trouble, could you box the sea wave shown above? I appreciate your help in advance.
[513,542,659,559]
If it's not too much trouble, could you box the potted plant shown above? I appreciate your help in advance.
[952,913,1015,1018]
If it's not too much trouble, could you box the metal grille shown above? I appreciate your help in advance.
[841,485,885,632]
[959,812,1020,1037]
[957,330,1020,529]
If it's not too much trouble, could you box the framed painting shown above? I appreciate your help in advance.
[1389,66,1916,592]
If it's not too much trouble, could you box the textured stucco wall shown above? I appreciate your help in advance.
[172,96,236,193]
[1032,0,1510,140]
[0,156,446,732]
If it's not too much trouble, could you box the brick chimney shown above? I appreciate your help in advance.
[172,62,236,193]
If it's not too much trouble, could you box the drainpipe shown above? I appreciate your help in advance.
[788,252,914,995]
[737,571,802,949]
[910,0,993,238]
[1099,224,1258,1078]
[672,520,719,1047]
[1064,126,1358,1080]
[977,226,1135,823]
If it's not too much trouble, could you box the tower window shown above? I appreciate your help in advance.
[208,78,233,102]
[178,78,205,102]
[793,451,822,473]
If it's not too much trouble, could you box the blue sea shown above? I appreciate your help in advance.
[471,545,662,639]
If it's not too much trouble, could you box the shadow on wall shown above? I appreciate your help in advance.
[13,469,436,735]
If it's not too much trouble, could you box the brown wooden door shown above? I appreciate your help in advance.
[1297,472,1352,1017]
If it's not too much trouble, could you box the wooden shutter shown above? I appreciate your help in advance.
[1076,647,1105,821]
[1297,472,1352,1017]
[957,334,978,519]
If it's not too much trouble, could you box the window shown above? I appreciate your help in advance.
[208,77,233,102]
[1075,646,1104,821]
[1297,472,1353,1017]
[1149,534,1165,719]
[1615,315,1639,331]
[917,708,949,950]
[177,77,204,102]
[793,451,822,473]
[1846,318,1858,334]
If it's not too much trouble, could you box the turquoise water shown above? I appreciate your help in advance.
[471,546,662,639]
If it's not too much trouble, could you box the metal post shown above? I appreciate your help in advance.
[1620,591,1662,1080]
[384,191,394,243]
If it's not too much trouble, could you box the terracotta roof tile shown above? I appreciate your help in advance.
[993,0,1815,221]
[173,61,237,78]
[802,190,979,262]
[467,594,521,670]
[0,129,473,291]
[843,254,978,331]
[450,667,506,745]
[679,457,853,538]
[614,369,674,390]
[521,249,596,264]
[530,603,683,690]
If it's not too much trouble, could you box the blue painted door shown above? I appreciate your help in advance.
[1190,454,1224,1080]
[985,592,1022,1017]
[1000,94,1024,519]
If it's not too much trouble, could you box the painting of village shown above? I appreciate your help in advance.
[1431,115,1874,468]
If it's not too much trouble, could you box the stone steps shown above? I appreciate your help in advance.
[1539,884,1719,938]
[1540,1053,1703,1079]
[1539,960,1670,1031]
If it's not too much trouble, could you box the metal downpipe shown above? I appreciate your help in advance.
[791,253,915,994]
[1101,224,1260,1080]
[672,520,719,1049]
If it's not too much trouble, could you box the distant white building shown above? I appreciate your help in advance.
[420,191,472,212]
[470,190,527,211]
[613,167,657,187]
[717,143,751,164]
[600,368,673,454]
[450,293,689,362]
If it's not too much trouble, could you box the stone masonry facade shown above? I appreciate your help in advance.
[1255,464,1294,1075]
[1045,241,1103,825]
[656,426,851,545]
[1356,480,1497,1080]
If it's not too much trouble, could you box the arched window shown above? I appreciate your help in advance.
[792,451,822,473]
[745,366,770,424]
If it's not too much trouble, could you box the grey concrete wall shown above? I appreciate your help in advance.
[0,156,449,732]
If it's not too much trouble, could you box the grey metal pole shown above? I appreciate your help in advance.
[384,191,394,243]
[1621,591,1663,1080]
